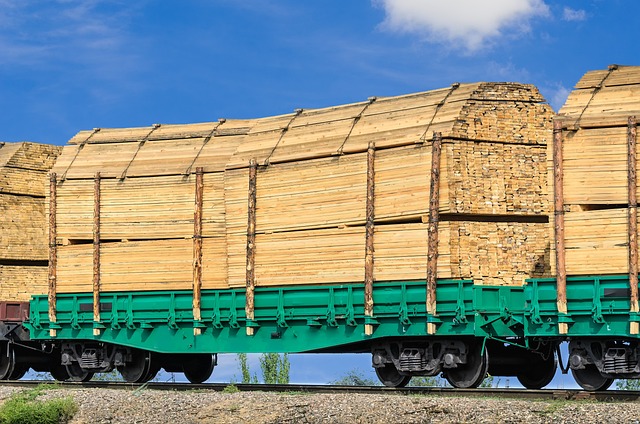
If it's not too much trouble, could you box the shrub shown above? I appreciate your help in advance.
[0,385,77,424]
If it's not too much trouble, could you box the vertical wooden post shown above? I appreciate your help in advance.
[553,119,568,334]
[427,132,442,335]
[628,116,639,334]
[193,167,204,336]
[364,141,376,336]
[246,159,258,336]
[92,172,101,336]
[48,173,58,337]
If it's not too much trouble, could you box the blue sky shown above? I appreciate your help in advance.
[1,0,637,147]
[4,0,635,386]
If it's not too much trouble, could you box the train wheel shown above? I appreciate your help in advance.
[444,343,489,389]
[118,349,152,383]
[8,364,28,380]
[49,362,71,381]
[375,363,411,388]
[183,354,216,384]
[517,354,557,389]
[0,343,15,380]
[571,365,613,391]
[66,362,94,382]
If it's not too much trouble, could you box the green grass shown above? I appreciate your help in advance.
[222,384,240,394]
[0,385,77,424]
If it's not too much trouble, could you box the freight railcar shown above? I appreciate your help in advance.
[1,66,640,391]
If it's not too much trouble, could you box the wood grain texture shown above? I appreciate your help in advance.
[48,82,554,293]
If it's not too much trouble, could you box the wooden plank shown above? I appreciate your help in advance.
[0,265,48,301]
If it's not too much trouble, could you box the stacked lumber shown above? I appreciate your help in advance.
[52,120,253,293]
[224,82,553,287]
[0,142,62,300]
[555,65,640,276]
[53,81,553,296]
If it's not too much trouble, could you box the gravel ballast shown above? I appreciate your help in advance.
[1,386,640,423]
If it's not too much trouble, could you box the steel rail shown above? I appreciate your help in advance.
[2,381,639,402]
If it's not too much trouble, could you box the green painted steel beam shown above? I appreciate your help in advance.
[26,280,529,354]
[525,275,640,339]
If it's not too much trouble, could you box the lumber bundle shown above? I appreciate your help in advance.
[0,265,47,302]
[223,82,553,288]
[554,65,640,276]
[52,120,252,293]
[227,221,549,288]
[0,142,62,300]
[52,82,553,297]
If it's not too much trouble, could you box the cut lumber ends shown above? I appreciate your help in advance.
[0,142,61,300]
[0,142,62,197]
[0,265,47,300]
[0,194,47,260]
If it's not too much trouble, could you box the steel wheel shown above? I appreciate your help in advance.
[0,343,15,380]
[66,362,93,382]
[49,362,71,381]
[118,349,152,383]
[444,343,489,389]
[183,354,216,384]
[517,354,557,389]
[8,364,28,380]
[375,363,411,388]
[571,365,613,391]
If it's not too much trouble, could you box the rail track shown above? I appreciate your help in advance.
[1,380,639,402]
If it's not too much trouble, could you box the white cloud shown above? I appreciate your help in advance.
[562,7,587,22]
[376,0,550,52]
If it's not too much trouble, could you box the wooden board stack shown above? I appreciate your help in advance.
[555,65,640,275]
[51,82,553,295]
[0,142,62,300]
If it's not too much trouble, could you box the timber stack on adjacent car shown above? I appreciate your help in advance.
[0,142,61,302]
[540,65,640,390]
